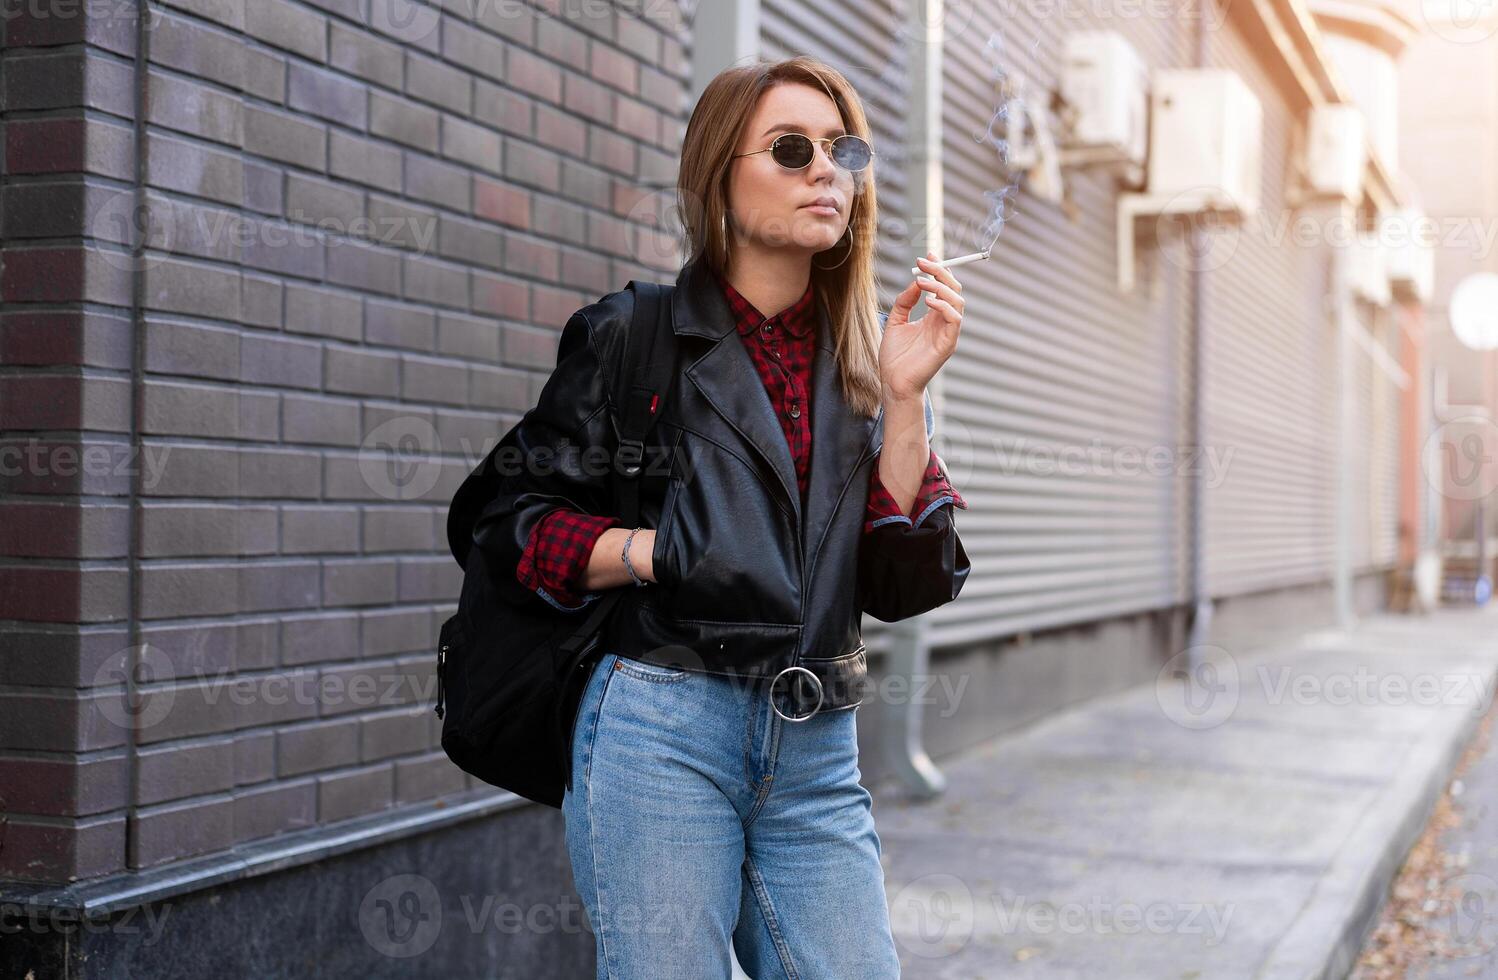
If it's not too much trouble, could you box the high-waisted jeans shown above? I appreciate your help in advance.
[562,651,902,979]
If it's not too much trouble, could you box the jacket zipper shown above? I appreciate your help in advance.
[434,643,448,719]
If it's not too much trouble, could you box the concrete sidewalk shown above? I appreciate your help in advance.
[870,606,1498,979]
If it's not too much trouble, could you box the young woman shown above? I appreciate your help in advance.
[476,56,970,978]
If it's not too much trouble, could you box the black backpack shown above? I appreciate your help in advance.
[435,280,676,809]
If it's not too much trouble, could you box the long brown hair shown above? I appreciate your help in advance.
[678,56,883,418]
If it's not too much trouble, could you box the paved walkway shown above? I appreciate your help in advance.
[868,606,1498,979]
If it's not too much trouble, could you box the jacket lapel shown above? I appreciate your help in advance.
[672,254,802,526]
[668,254,880,552]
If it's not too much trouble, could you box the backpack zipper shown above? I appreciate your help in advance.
[434,643,448,719]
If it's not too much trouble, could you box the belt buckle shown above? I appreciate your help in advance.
[769,665,823,722]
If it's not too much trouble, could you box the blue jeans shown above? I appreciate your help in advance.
[562,651,902,979]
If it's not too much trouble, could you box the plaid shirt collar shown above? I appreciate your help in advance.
[711,266,817,339]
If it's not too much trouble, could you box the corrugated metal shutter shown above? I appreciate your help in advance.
[925,17,1193,647]
[1199,26,1342,596]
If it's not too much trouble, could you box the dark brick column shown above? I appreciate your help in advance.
[1,0,687,929]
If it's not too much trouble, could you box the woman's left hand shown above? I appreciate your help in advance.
[881,249,964,401]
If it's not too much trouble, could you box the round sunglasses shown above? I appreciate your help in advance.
[732,133,874,172]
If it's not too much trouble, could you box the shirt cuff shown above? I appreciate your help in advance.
[864,448,967,533]
[517,509,621,609]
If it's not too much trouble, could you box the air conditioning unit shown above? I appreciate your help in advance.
[1059,32,1148,173]
[1383,208,1434,303]
[1305,104,1366,201]
[1117,68,1262,291]
[1349,231,1390,306]
[1145,69,1262,215]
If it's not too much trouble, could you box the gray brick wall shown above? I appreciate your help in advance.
[0,0,688,882]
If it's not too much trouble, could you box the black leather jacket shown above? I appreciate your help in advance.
[472,253,970,715]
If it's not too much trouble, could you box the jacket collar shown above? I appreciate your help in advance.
[668,253,879,556]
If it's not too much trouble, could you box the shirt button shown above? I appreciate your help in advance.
[762,322,774,334]
[788,402,801,419]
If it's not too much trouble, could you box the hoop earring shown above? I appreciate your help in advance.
[811,218,854,272]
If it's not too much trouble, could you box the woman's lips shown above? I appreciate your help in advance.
[801,204,838,216]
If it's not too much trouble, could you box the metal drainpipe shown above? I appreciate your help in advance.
[1185,3,1215,659]
[886,0,947,799]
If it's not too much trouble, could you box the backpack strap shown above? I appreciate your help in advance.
[556,279,675,655]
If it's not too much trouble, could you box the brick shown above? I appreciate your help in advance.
[146,70,243,146]
[473,176,529,228]
[437,214,502,269]
[235,731,278,785]
[436,311,499,360]
[395,753,465,804]
[245,0,328,62]
[136,738,236,805]
[403,152,470,212]
[0,375,132,432]
[369,90,439,149]
[365,298,436,349]
[367,194,439,252]
[472,0,535,44]
[330,22,404,89]
[400,354,467,405]
[278,718,359,777]
[286,173,365,231]
[233,781,316,840]
[402,253,468,309]
[285,282,363,342]
[141,380,274,440]
[140,503,278,558]
[288,62,368,129]
[144,257,244,322]
[240,332,323,389]
[281,506,361,554]
[366,0,441,53]
[589,39,638,94]
[359,707,428,761]
[243,219,325,279]
[329,130,402,191]
[244,160,284,214]
[469,269,527,321]
[439,17,505,83]
[360,607,431,656]
[536,103,587,156]
[1,309,131,370]
[405,50,471,114]
[134,795,236,867]
[505,46,559,103]
[146,133,244,207]
[280,612,360,666]
[244,48,286,103]
[440,115,500,173]
[245,105,327,172]
[147,10,247,91]
[317,763,393,822]
[282,393,362,446]
[143,317,240,380]
[326,238,403,296]
[242,274,284,328]
[325,345,400,396]
[503,137,563,193]
[322,559,398,606]
[238,560,321,613]
[397,555,461,601]
[362,507,435,552]
[473,78,530,133]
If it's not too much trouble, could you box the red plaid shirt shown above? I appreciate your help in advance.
[516,272,967,610]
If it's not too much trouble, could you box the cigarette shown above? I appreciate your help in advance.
[911,250,990,278]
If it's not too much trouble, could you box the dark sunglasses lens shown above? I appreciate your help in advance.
[771,134,814,168]
[832,136,871,170]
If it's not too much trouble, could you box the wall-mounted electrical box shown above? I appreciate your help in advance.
[1383,208,1434,304]
[1305,104,1366,202]
[1058,31,1148,179]
[1145,69,1262,214]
